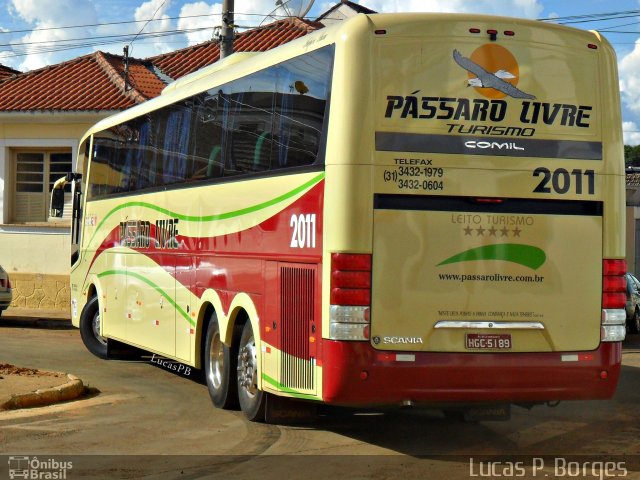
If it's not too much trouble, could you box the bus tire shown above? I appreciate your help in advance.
[237,321,266,421]
[204,313,238,409]
[79,295,108,359]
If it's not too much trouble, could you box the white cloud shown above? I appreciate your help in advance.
[624,121,640,146]
[355,0,543,18]
[127,0,174,58]
[9,0,98,71]
[177,2,222,45]
[619,40,640,116]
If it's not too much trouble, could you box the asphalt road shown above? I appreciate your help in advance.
[2,319,640,479]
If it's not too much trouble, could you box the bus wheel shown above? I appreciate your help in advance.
[237,321,265,421]
[79,295,108,359]
[204,313,238,409]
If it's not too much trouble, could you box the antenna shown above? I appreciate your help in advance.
[260,0,315,26]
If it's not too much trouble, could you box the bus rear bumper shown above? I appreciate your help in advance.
[321,341,621,406]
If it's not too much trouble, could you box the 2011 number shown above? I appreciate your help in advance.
[290,214,317,249]
[533,167,595,195]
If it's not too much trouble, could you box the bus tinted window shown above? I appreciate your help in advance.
[88,45,334,200]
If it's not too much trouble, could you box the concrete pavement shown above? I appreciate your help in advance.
[0,308,84,410]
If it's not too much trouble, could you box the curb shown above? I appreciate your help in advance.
[0,374,85,410]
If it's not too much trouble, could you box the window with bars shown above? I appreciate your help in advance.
[13,150,72,223]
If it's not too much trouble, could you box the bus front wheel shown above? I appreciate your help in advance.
[237,321,265,421]
[204,313,238,409]
[79,295,108,359]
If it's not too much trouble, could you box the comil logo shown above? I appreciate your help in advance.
[453,44,535,100]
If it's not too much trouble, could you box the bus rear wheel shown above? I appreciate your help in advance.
[79,295,108,359]
[237,321,265,421]
[204,313,238,409]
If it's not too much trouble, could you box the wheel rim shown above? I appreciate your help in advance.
[92,311,108,346]
[238,331,258,398]
[208,331,224,389]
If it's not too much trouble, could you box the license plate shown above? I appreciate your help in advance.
[465,333,512,350]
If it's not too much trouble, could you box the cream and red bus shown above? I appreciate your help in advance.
[61,13,626,421]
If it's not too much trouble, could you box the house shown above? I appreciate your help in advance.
[315,0,376,25]
[0,64,20,80]
[0,52,165,312]
[0,17,324,314]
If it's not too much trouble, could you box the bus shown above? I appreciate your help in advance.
[58,13,627,422]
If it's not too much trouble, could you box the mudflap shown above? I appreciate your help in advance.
[265,394,318,425]
[463,404,511,422]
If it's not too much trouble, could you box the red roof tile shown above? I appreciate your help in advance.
[149,18,322,80]
[0,51,165,112]
[0,17,322,113]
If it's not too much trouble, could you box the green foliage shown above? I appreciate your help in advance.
[625,145,640,167]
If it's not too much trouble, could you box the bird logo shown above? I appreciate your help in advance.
[453,44,535,100]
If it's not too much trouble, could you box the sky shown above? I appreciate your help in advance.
[1,0,640,143]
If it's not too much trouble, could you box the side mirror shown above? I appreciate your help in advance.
[51,188,65,217]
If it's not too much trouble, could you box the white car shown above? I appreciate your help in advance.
[0,265,12,315]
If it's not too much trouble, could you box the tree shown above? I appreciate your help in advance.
[625,145,640,167]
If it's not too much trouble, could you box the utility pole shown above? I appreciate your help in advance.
[220,0,234,59]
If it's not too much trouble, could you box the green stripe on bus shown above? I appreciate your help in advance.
[88,172,325,248]
[261,373,321,401]
[437,244,546,270]
[97,269,195,327]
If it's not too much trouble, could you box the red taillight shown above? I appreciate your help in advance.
[602,259,627,309]
[6,279,10,289]
[603,275,626,293]
[603,292,626,309]
[332,253,371,271]
[331,270,371,289]
[330,253,372,306]
[603,259,626,276]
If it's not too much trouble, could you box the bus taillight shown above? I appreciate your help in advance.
[601,259,627,342]
[329,253,371,341]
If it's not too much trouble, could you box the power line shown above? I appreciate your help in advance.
[128,0,168,54]
[539,10,640,24]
